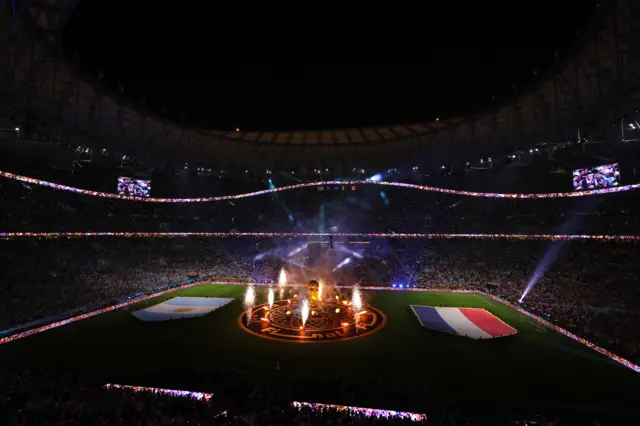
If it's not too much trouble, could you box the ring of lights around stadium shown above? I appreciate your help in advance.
[238,300,386,343]
[2,170,639,201]
[100,384,427,421]
[104,383,213,401]
[2,232,640,241]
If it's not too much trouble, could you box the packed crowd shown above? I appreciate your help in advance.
[1,237,639,365]
[0,369,601,426]
[0,238,273,331]
[408,240,640,362]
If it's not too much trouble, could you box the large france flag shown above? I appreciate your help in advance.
[132,297,234,321]
[410,306,517,339]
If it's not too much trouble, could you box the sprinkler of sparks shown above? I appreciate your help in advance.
[268,287,275,309]
[352,286,363,311]
[352,285,363,326]
[244,285,256,308]
[243,285,256,325]
[300,299,310,328]
[278,268,287,299]
[249,273,372,338]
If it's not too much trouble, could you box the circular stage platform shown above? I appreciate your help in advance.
[239,300,386,343]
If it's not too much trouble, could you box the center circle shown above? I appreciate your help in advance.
[238,300,386,343]
[268,300,356,331]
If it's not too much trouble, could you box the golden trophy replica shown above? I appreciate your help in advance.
[308,280,320,302]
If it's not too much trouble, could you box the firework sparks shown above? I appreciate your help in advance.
[352,285,363,327]
[301,299,310,327]
[352,286,363,312]
[243,285,256,326]
[278,268,287,299]
[268,287,275,309]
[244,285,256,309]
[246,307,252,326]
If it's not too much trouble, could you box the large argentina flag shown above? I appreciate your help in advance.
[410,306,517,339]
[133,297,234,321]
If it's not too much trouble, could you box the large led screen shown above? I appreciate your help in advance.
[117,177,152,197]
[572,163,620,191]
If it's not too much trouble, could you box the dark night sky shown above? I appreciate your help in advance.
[62,1,599,131]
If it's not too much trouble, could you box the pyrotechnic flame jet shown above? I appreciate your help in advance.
[301,299,310,328]
[244,285,256,309]
[278,268,287,299]
[350,285,364,329]
[243,285,256,326]
[352,286,363,312]
[268,287,275,309]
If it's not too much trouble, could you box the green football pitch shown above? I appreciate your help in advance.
[1,284,638,417]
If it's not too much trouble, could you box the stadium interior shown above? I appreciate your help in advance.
[2,1,640,425]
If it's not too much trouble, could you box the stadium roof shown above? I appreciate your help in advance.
[3,0,640,170]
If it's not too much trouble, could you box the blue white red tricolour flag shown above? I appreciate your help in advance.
[410,306,517,339]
